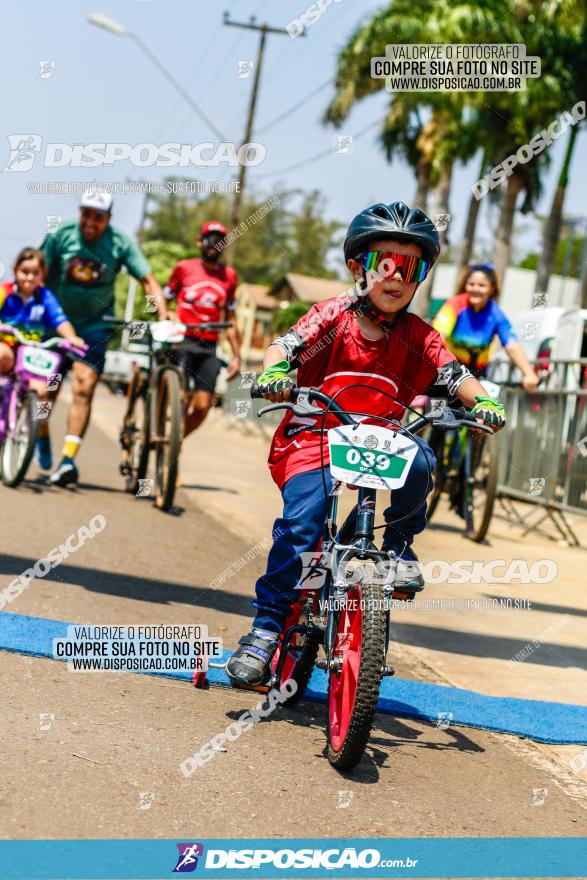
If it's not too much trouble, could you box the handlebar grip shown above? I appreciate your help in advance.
[183,322,233,329]
[250,382,300,400]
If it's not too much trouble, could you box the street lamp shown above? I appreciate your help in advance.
[87,13,226,140]
[87,13,127,35]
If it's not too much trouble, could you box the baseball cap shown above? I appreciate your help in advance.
[80,190,113,214]
[201,221,228,237]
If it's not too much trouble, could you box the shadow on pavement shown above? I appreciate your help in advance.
[16,478,126,496]
[180,483,239,494]
[222,693,485,784]
[0,554,253,615]
[426,521,467,536]
[484,594,587,619]
[389,620,585,669]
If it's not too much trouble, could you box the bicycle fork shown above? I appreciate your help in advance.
[318,486,396,677]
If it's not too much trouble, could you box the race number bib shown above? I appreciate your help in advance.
[19,345,61,378]
[150,320,186,343]
[327,423,419,490]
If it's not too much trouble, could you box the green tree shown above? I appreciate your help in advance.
[519,227,585,277]
[143,183,230,249]
[283,190,344,278]
[273,302,311,333]
[114,240,191,320]
[142,183,344,288]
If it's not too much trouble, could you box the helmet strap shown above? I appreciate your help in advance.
[350,294,395,330]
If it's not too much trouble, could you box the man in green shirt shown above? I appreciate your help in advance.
[40,189,167,486]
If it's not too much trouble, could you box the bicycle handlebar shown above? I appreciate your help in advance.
[251,383,493,435]
[102,316,233,331]
[0,324,32,345]
[0,324,87,357]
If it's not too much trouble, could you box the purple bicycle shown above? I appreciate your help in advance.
[0,323,86,487]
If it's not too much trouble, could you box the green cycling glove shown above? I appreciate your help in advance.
[257,360,295,395]
[471,395,507,429]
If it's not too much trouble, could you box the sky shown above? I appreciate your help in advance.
[0,0,585,280]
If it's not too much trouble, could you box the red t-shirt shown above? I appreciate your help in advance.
[268,300,456,489]
[166,258,237,342]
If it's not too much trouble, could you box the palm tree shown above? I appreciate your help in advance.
[485,0,582,280]
[534,7,587,296]
[324,0,438,209]
[534,126,581,295]
[454,151,488,285]
[323,0,516,314]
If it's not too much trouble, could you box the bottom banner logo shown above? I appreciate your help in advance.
[173,843,204,873]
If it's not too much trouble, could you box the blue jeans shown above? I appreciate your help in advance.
[252,441,436,633]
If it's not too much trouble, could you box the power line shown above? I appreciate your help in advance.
[128,31,227,141]
[154,18,225,141]
[255,78,332,134]
[253,118,380,179]
[202,2,275,97]
[262,0,358,84]
[223,12,292,263]
[201,30,248,95]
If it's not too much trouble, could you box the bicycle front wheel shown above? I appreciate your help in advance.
[2,390,38,488]
[120,371,150,494]
[327,570,386,771]
[154,368,182,511]
[464,433,499,542]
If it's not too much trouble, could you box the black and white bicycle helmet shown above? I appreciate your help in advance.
[343,201,440,265]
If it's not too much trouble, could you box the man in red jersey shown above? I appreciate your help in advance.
[165,221,241,437]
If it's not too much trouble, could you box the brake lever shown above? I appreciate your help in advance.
[429,409,462,431]
[460,418,493,434]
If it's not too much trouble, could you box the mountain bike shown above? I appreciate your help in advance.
[249,383,492,771]
[426,380,502,543]
[0,324,86,487]
[106,318,231,511]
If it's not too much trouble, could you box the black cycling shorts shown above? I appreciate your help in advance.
[173,340,222,393]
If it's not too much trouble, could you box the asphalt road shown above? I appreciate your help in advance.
[1,398,585,844]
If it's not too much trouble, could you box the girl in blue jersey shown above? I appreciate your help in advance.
[433,264,539,388]
[0,248,85,467]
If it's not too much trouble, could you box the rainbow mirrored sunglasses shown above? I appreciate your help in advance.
[361,250,431,284]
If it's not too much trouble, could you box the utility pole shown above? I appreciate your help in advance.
[223,12,294,264]
[136,187,150,246]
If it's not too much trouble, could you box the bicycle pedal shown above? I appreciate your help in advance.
[229,680,270,694]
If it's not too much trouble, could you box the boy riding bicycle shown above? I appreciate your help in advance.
[226,201,507,688]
